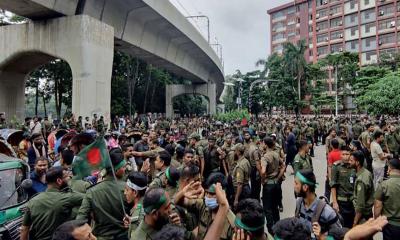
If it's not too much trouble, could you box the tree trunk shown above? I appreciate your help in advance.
[143,65,152,113]
[127,59,132,117]
[42,94,47,117]
[130,58,139,114]
[35,79,39,116]
[149,79,157,112]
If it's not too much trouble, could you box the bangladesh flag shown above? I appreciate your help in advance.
[72,137,111,180]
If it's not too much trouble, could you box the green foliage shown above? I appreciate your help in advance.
[356,71,400,115]
[173,95,207,116]
[216,110,250,123]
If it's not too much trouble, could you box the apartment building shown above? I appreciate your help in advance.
[268,0,400,92]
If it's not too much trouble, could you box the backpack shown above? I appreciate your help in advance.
[295,196,344,227]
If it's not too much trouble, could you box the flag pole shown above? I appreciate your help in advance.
[103,138,127,215]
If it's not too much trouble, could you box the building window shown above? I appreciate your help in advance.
[317,46,329,55]
[365,12,370,19]
[365,37,374,47]
[317,33,329,43]
[379,33,395,44]
[351,41,357,49]
[366,51,375,61]
[330,17,343,27]
[350,14,356,23]
[364,0,370,5]
[350,0,356,9]
[331,31,343,40]
[351,27,358,36]
[365,24,371,33]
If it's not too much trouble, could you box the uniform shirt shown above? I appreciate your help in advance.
[76,176,128,239]
[353,168,374,217]
[128,198,145,238]
[232,156,251,188]
[293,153,313,174]
[186,199,235,240]
[244,142,259,167]
[385,132,400,154]
[330,162,356,200]
[23,188,84,240]
[131,220,157,240]
[261,150,282,182]
[371,141,385,169]
[374,175,400,226]
[149,169,178,197]
[352,124,363,140]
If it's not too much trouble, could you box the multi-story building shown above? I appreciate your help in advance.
[268,0,400,93]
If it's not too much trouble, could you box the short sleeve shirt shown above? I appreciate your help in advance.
[371,141,385,169]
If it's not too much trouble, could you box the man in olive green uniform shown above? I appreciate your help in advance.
[20,167,84,240]
[132,188,183,240]
[243,131,262,201]
[261,137,285,234]
[77,149,129,240]
[352,119,363,140]
[124,171,147,238]
[305,123,315,157]
[330,146,356,228]
[385,125,400,155]
[0,112,6,129]
[349,151,374,226]
[174,174,235,240]
[232,143,251,209]
[187,133,205,176]
[293,140,313,174]
[374,158,400,240]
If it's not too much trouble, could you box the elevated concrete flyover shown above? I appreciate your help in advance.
[0,0,224,120]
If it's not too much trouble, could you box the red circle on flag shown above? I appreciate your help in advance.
[87,148,101,165]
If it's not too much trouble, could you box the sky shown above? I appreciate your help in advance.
[170,0,291,76]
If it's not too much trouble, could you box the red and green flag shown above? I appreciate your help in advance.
[72,137,111,180]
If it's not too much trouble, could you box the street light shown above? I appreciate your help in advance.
[186,15,210,44]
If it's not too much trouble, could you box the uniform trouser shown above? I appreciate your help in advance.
[324,176,331,201]
[262,183,280,234]
[250,166,261,201]
[307,136,314,156]
[278,181,283,208]
[338,200,355,228]
[383,223,400,240]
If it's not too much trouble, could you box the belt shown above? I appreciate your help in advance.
[264,179,278,185]
[337,196,353,202]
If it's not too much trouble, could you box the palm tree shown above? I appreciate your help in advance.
[282,40,307,101]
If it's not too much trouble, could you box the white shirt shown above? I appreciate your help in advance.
[371,141,385,169]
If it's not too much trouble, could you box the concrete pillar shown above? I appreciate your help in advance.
[165,83,217,118]
[0,15,114,122]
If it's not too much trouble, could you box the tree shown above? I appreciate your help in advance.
[356,71,400,115]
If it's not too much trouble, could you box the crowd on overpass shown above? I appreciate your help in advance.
[1,113,400,240]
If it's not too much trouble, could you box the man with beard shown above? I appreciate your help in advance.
[21,167,84,240]
[133,131,149,170]
[294,169,341,239]
[77,148,129,240]
[27,156,49,198]
[131,188,181,240]
[27,133,48,170]
[123,171,148,238]
[243,130,262,201]
[203,135,222,181]
[122,143,138,174]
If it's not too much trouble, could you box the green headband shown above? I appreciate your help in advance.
[165,167,172,183]
[234,217,265,232]
[114,160,126,171]
[208,184,216,193]
[296,172,318,186]
[144,193,167,214]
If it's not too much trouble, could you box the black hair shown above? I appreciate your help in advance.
[365,123,372,129]
[61,149,74,166]
[158,150,171,166]
[164,144,175,157]
[298,169,316,193]
[351,151,365,166]
[180,163,200,180]
[298,140,308,150]
[340,145,351,152]
[118,134,127,142]
[328,128,336,135]
[152,224,185,240]
[258,131,267,140]
[35,156,49,165]
[331,139,339,149]
[151,138,160,145]
[237,199,265,236]
[127,171,148,197]
[350,140,362,150]
[46,166,64,184]
[121,143,133,152]
[388,158,400,170]
[373,130,384,140]
[166,167,180,187]
[263,137,275,148]
[176,145,185,159]
[272,218,311,240]
[204,172,227,190]
[52,219,88,240]
[70,133,94,148]
[108,148,125,173]
[143,188,166,213]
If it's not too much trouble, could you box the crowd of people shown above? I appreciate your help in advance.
[1,113,400,240]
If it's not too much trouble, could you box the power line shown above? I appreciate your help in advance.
[171,0,206,38]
